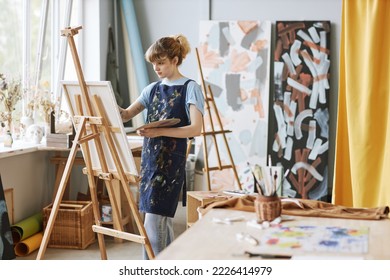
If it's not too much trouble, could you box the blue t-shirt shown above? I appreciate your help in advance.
[136,77,205,121]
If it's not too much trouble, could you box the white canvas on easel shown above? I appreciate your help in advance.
[61,80,138,178]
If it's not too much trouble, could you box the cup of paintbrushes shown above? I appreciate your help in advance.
[254,194,281,222]
[250,163,282,222]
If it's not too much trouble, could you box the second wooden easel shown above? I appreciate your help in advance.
[195,48,241,191]
[36,26,154,260]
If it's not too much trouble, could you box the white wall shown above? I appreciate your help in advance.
[0,152,52,223]
[134,0,210,81]
[81,0,114,81]
[0,150,90,223]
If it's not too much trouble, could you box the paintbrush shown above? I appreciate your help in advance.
[247,163,264,195]
[276,168,290,193]
[273,170,278,196]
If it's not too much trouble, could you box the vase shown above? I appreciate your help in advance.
[20,116,34,139]
[41,122,51,144]
[3,130,13,148]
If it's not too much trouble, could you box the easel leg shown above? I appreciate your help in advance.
[86,173,108,260]
[36,120,85,260]
[119,179,155,259]
[196,47,242,191]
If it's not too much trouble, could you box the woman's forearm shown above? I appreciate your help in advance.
[119,101,145,122]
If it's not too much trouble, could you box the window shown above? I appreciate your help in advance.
[0,0,81,138]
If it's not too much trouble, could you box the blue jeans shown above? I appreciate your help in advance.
[142,213,174,260]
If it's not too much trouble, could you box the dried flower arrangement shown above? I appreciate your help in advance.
[1,74,72,139]
[0,73,22,131]
[27,84,73,135]
[32,88,57,124]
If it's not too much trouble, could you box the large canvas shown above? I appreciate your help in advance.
[271,21,331,199]
[0,175,16,260]
[62,81,138,177]
[198,20,272,191]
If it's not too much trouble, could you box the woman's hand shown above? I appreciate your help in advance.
[137,128,161,138]
[118,107,129,122]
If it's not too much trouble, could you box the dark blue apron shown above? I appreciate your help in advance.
[139,80,191,217]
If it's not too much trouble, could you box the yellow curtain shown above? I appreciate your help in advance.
[333,0,390,207]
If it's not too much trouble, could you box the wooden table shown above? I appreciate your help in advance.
[157,208,390,260]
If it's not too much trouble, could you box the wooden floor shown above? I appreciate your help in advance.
[16,204,187,260]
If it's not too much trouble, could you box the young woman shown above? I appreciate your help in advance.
[119,34,204,259]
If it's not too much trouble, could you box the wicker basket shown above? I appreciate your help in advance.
[43,201,96,249]
[254,194,281,222]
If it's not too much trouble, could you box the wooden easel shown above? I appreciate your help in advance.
[195,48,241,191]
[36,26,154,260]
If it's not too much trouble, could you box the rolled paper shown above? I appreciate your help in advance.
[11,212,42,243]
[14,232,43,257]
[120,0,149,90]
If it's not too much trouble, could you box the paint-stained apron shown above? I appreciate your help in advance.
[139,80,191,217]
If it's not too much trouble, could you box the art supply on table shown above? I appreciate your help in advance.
[254,193,282,222]
[250,163,265,195]
[251,164,283,196]
[248,163,285,223]
[276,168,290,193]
[232,251,291,259]
[271,171,277,197]
[246,219,264,230]
[222,189,251,197]
[236,232,259,246]
[212,216,245,225]
[255,166,282,222]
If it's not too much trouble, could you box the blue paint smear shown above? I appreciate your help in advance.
[319,240,339,247]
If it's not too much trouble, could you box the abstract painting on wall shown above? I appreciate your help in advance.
[271,21,331,200]
[198,20,271,191]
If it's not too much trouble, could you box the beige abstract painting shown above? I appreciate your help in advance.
[197,20,272,192]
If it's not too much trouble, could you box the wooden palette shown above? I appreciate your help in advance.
[135,118,180,130]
